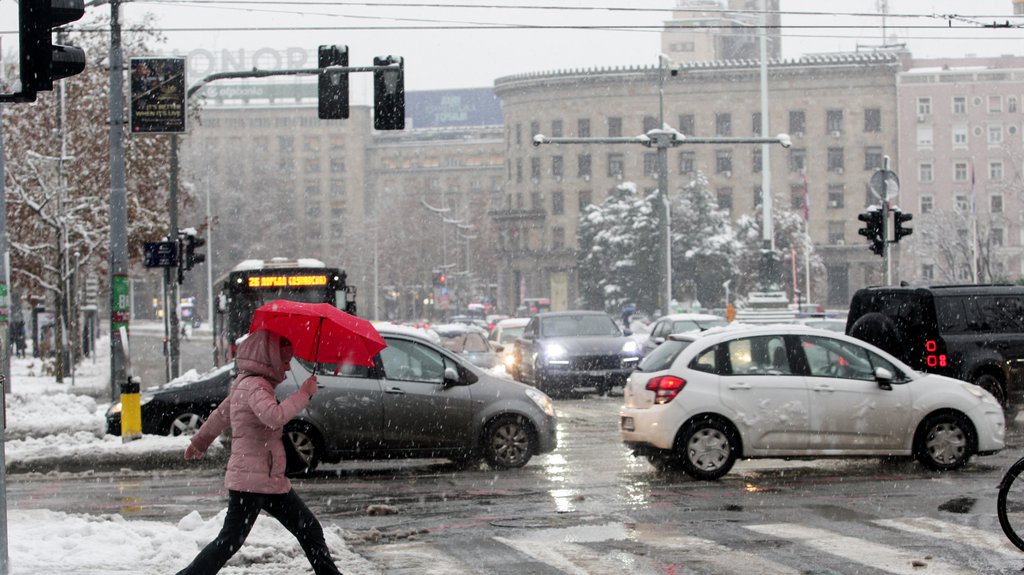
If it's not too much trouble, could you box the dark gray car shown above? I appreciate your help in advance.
[277,324,558,473]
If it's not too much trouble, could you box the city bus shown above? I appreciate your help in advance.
[213,258,356,365]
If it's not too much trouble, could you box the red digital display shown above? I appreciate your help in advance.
[924,339,948,368]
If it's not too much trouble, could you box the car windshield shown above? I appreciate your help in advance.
[541,314,620,337]
[498,326,525,343]
[439,332,491,353]
[638,339,691,371]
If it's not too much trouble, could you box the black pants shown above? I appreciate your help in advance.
[176,489,342,575]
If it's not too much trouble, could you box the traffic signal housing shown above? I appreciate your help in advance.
[318,44,349,120]
[184,235,206,270]
[893,209,914,242]
[858,208,885,257]
[19,0,87,96]
[432,270,447,287]
[373,55,405,130]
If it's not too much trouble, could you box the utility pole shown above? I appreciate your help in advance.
[108,0,130,402]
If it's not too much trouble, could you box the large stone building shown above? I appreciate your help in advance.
[662,0,781,63]
[492,52,905,313]
[896,56,1024,284]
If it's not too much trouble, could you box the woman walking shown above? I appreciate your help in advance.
[176,329,342,575]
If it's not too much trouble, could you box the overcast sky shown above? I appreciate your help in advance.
[3,0,1024,93]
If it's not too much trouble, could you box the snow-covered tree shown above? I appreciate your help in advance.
[577,182,660,314]
[670,173,742,309]
[2,14,178,377]
[733,200,821,300]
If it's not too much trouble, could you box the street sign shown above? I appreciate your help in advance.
[143,241,178,268]
[870,169,900,201]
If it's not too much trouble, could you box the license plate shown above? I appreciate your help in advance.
[620,416,635,431]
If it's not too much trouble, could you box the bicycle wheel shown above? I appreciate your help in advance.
[997,457,1024,551]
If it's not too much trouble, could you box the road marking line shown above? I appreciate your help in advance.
[366,541,472,575]
[874,517,1021,558]
[495,537,665,575]
[642,532,802,575]
[746,523,978,575]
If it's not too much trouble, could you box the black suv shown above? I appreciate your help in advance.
[846,284,1024,413]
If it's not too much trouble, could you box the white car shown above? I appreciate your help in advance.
[489,317,530,376]
[620,324,1005,480]
[641,313,728,355]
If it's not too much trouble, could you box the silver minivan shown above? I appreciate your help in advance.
[277,324,558,473]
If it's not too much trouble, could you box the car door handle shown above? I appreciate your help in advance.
[728,382,752,390]
[813,385,835,392]
[385,387,406,395]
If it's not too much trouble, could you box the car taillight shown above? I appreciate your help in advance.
[645,376,686,404]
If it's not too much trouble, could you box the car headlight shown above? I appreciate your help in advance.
[621,340,640,355]
[962,382,999,404]
[107,395,153,416]
[525,387,556,417]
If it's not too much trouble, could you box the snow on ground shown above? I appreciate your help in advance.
[4,336,380,574]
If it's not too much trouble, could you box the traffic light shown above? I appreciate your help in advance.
[185,235,206,270]
[19,0,87,96]
[318,44,349,120]
[373,55,405,130]
[858,208,885,257]
[893,209,914,242]
[432,270,447,287]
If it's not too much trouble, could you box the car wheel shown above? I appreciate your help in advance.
[284,423,322,475]
[676,416,739,481]
[974,373,1007,408]
[914,412,975,471]
[848,312,901,357]
[483,415,535,470]
[168,412,205,436]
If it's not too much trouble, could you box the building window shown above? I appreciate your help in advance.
[552,226,566,250]
[643,153,658,177]
[789,148,806,172]
[991,228,1004,247]
[715,150,733,174]
[530,192,542,210]
[919,162,933,182]
[753,185,763,207]
[790,185,806,210]
[864,147,883,170]
[953,96,967,115]
[278,136,294,153]
[578,190,593,210]
[578,154,591,178]
[955,194,970,212]
[329,158,345,173]
[991,194,1004,213]
[551,120,563,138]
[1010,96,1018,113]
[552,191,565,215]
[917,125,933,147]
[608,153,625,177]
[990,161,1003,181]
[864,108,881,132]
[953,161,968,182]
[989,95,1002,113]
[516,158,523,183]
[577,118,590,138]
[751,112,761,136]
[679,151,696,174]
[917,97,932,115]
[789,110,806,134]
[717,188,733,211]
[515,123,522,146]
[608,117,622,137]
[922,264,934,280]
[531,157,541,181]
[920,195,933,214]
[988,125,1003,144]
[828,221,846,245]
[643,116,659,132]
[752,148,762,173]
[715,113,732,136]
[678,114,695,136]
[826,109,844,134]
[552,155,564,179]
[827,185,844,209]
[827,147,844,172]
[530,121,540,137]
[952,125,968,146]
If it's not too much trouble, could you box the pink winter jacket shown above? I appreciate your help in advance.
[188,329,312,494]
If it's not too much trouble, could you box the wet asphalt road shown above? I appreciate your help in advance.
[9,396,1024,574]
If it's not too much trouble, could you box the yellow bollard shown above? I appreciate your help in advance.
[120,376,142,442]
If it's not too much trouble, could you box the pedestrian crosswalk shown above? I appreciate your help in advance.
[357,516,1022,574]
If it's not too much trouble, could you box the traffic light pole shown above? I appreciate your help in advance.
[108,0,130,403]
[882,156,892,286]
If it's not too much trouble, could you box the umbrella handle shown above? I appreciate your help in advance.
[311,317,324,376]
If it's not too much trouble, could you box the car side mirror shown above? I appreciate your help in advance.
[653,336,665,344]
[443,366,461,386]
[623,329,633,336]
[875,367,894,390]
[494,344,505,353]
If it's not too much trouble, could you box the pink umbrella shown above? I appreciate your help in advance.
[249,300,386,368]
